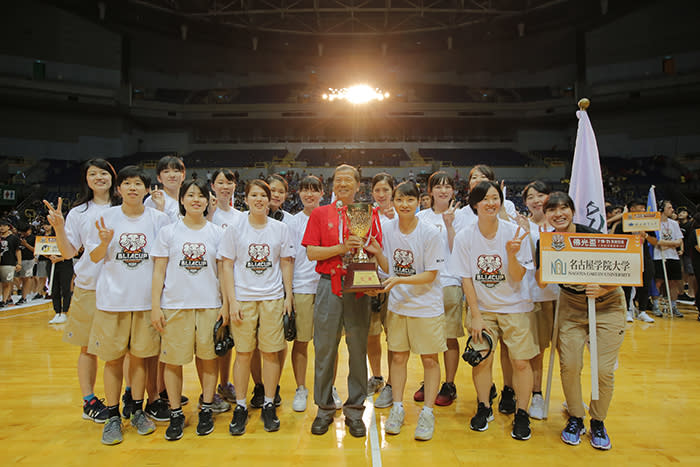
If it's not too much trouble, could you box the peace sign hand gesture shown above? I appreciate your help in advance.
[42,197,65,230]
[95,216,114,245]
[442,200,460,227]
[505,226,529,256]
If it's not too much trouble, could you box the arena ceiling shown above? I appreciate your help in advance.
[44,0,652,45]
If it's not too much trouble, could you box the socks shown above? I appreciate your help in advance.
[171,407,183,417]
[236,399,247,410]
[533,391,542,396]
[201,402,213,411]
[264,396,274,406]
[421,406,433,415]
[393,401,404,410]
[83,393,96,404]
[133,399,144,412]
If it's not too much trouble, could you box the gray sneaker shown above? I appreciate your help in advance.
[367,376,385,395]
[199,393,231,413]
[217,382,237,403]
[102,416,123,445]
[375,385,393,409]
[131,409,156,435]
[384,405,405,435]
[414,410,435,441]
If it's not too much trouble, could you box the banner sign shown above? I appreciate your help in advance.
[622,212,661,232]
[540,232,643,286]
[35,236,61,256]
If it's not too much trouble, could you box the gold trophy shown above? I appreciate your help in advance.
[342,203,383,293]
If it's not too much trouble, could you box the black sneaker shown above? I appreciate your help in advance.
[274,385,282,407]
[498,385,516,414]
[82,397,109,423]
[16,297,26,305]
[229,405,248,436]
[435,382,457,406]
[165,411,185,441]
[145,398,171,422]
[197,408,214,436]
[250,383,265,409]
[511,409,531,441]
[122,389,134,419]
[160,389,189,406]
[262,402,280,432]
[470,402,494,431]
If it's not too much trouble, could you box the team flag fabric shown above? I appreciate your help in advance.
[647,185,660,296]
[568,108,607,233]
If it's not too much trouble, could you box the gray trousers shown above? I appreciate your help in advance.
[313,276,371,420]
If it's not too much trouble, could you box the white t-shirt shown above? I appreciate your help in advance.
[416,208,467,288]
[377,208,396,279]
[88,206,171,312]
[382,219,445,318]
[212,206,244,230]
[291,211,320,294]
[219,216,295,301]
[144,191,180,223]
[64,200,111,290]
[653,218,683,261]
[525,220,559,303]
[151,220,223,309]
[449,219,534,314]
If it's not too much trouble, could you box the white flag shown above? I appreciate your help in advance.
[568,109,607,233]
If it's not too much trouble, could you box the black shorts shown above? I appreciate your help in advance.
[653,259,682,281]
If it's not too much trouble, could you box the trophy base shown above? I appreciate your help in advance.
[343,262,383,294]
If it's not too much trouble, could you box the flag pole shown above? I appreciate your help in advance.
[577,97,600,401]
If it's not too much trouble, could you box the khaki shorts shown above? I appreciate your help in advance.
[63,287,97,347]
[532,300,556,352]
[160,308,219,365]
[293,293,315,343]
[467,311,539,361]
[368,292,388,336]
[444,285,465,338]
[386,311,447,355]
[231,299,285,353]
[88,309,160,361]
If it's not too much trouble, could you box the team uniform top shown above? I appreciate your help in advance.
[291,211,320,295]
[219,215,294,302]
[382,218,445,318]
[525,220,559,303]
[211,206,244,229]
[64,201,111,290]
[0,234,20,265]
[144,191,180,223]
[87,206,171,312]
[151,219,224,309]
[376,209,396,279]
[416,208,467,288]
[653,218,683,261]
[276,210,295,226]
[449,219,534,314]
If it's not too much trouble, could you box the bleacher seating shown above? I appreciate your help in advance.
[418,148,528,166]
[297,148,409,166]
[184,150,286,168]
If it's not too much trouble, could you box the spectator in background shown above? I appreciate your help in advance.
[0,219,21,307]
[677,207,695,302]
[15,222,36,304]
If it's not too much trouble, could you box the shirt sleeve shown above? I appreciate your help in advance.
[218,225,237,261]
[279,223,295,259]
[151,225,171,258]
[515,231,535,271]
[64,208,83,251]
[448,230,472,279]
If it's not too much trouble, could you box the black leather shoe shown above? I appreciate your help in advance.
[311,416,333,435]
[345,418,366,437]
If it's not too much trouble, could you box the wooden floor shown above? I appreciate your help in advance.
[1,300,699,466]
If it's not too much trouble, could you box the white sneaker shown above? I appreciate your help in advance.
[528,393,546,420]
[384,405,405,435]
[332,386,342,410]
[54,313,67,324]
[48,314,59,324]
[375,384,393,409]
[414,409,435,441]
[637,311,655,323]
[626,309,634,323]
[562,400,589,414]
[292,386,308,412]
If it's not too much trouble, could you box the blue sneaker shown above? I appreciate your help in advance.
[590,419,611,450]
[561,416,586,446]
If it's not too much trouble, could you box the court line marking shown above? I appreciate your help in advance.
[0,309,49,320]
[367,396,382,467]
